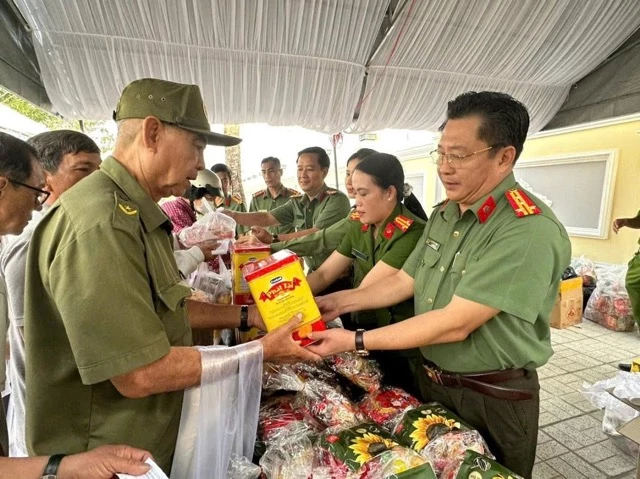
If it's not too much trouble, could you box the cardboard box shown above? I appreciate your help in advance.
[612,390,640,479]
[550,277,583,329]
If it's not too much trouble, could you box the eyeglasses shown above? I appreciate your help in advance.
[429,145,496,168]
[8,179,50,205]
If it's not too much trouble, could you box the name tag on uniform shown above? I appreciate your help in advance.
[352,248,368,261]
[425,238,441,251]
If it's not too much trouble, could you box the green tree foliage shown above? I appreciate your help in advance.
[0,86,115,153]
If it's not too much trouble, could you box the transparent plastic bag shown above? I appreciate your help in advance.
[420,430,493,476]
[171,342,263,479]
[571,255,597,286]
[584,264,635,331]
[295,379,365,431]
[357,446,435,479]
[259,422,318,479]
[178,209,236,248]
[581,371,640,456]
[262,361,335,392]
[227,453,261,479]
[190,259,232,304]
[325,352,383,393]
[360,387,421,431]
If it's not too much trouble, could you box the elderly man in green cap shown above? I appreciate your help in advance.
[23,78,318,473]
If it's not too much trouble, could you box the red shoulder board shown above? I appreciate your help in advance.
[231,193,244,204]
[361,224,370,232]
[325,189,338,195]
[393,215,413,232]
[505,189,541,218]
[252,189,266,198]
[288,188,302,197]
[214,197,225,208]
[349,211,361,221]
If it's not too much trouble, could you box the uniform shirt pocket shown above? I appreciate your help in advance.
[155,281,192,344]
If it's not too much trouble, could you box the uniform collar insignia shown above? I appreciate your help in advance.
[477,196,496,224]
[383,223,395,239]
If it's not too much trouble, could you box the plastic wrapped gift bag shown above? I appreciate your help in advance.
[171,342,263,478]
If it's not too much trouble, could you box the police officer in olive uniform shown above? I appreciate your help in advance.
[211,163,248,235]
[308,92,571,479]
[249,156,301,236]
[613,212,640,330]
[306,153,428,393]
[22,78,317,473]
[223,147,351,272]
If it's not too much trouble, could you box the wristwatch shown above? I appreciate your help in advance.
[41,454,66,478]
[271,233,279,243]
[239,305,250,332]
[355,329,369,357]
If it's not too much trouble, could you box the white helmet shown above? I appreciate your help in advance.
[190,170,223,197]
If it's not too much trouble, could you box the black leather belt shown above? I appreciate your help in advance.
[423,361,534,401]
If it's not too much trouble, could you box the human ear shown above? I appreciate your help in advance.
[141,116,163,153]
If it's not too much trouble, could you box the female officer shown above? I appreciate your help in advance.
[307,153,428,392]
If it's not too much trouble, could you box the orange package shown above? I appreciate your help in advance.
[242,250,326,346]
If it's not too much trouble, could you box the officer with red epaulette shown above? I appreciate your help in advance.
[248,156,301,236]
[307,91,571,478]
[304,153,427,394]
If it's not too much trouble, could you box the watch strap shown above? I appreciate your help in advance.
[355,329,369,356]
[271,233,279,243]
[239,305,250,332]
[42,454,66,476]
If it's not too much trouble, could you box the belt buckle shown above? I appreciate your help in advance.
[425,365,443,385]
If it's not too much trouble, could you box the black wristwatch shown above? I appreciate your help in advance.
[271,233,279,243]
[41,454,66,478]
[355,329,369,356]
[239,305,250,332]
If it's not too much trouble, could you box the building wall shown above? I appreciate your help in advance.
[521,119,640,264]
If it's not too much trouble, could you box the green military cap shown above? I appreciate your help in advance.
[113,78,241,147]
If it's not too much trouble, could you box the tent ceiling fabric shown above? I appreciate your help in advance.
[12,0,640,134]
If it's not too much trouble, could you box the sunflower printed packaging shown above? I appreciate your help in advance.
[242,250,326,346]
[393,402,471,452]
[317,422,400,474]
[441,449,524,479]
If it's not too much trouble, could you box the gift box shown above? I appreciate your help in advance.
[550,277,583,329]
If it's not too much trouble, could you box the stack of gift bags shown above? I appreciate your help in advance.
[253,354,524,479]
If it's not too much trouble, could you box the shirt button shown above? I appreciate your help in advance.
[461,270,466,276]
[421,259,425,266]
[439,266,445,272]
[427,298,433,304]
[453,231,460,237]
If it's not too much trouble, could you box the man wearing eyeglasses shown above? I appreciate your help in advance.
[0,130,101,458]
[308,91,571,478]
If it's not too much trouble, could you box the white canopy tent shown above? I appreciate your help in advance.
[10,0,640,133]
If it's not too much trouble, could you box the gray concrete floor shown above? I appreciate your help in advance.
[532,319,640,478]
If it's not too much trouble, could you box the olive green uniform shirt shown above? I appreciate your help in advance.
[24,157,192,473]
[402,173,571,373]
[249,186,301,235]
[270,183,351,271]
[271,212,351,257]
[336,203,426,328]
